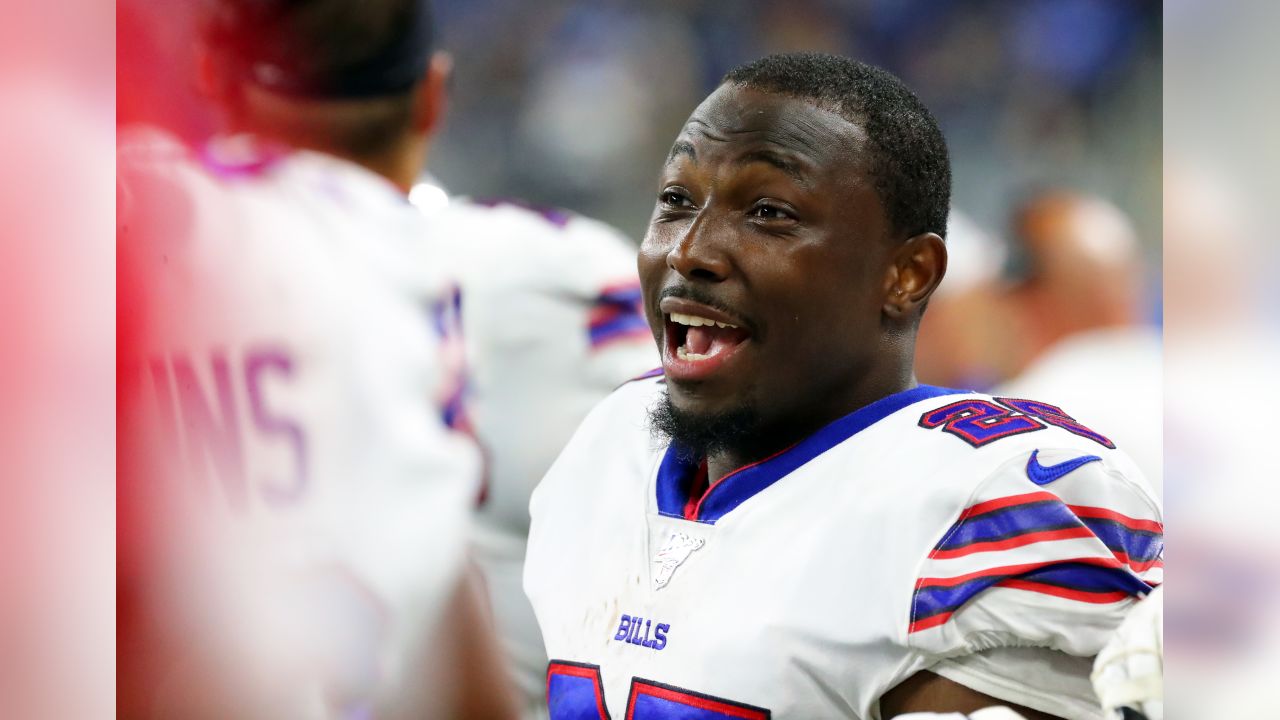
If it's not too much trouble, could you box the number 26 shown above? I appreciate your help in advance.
[918,397,1114,449]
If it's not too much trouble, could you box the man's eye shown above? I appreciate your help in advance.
[660,190,693,208]
[751,204,793,220]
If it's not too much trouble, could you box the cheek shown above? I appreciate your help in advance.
[637,232,667,276]
[639,214,687,268]
[760,250,882,349]
[638,230,669,328]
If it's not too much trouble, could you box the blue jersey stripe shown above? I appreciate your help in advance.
[1081,517,1164,563]
[656,385,968,523]
[936,500,1081,551]
[934,498,1164,564]
[912,561,1152,622]
[589,313,649,346]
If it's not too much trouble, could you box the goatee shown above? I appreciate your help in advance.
[648,391,760,461]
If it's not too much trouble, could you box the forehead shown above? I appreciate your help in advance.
[670,84,869,179]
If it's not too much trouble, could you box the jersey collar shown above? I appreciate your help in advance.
[655,384,967,524]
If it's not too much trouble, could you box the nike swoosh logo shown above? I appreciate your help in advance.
[1025,449,1102,485]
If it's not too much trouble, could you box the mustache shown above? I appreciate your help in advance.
[657,285,745,322]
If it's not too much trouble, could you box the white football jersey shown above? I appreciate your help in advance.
[525,377,1163,720]
[119,129,480,716]
[419,193,658,712]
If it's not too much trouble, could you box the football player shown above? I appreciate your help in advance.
[525,53,1162,719]
[117,0,517,716]
[413,185,658,717]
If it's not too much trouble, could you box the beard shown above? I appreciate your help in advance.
[648,390,761,461]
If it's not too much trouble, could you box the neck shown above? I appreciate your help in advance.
[231,87,429,195]
[345,138,427,194]
[288,133,426,194]
[705,361,917,484]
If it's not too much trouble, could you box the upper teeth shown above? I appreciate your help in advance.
[670,312,737,329]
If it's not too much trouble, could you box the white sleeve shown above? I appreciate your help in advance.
[932,647,1099,720]
[906,450,1163,720]
[438,202,657,533]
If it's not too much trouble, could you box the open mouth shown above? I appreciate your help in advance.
[662,308,752,380]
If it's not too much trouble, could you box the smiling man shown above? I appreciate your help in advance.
[524,53,1162,720]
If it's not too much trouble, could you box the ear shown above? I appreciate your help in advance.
[882,232,947,322]
[412,51,452,137]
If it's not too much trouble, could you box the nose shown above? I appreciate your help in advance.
[666,212,730,282]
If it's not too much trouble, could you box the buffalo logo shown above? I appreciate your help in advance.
[652,531,705,590]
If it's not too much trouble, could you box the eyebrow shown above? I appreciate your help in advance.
[738,148,809,185]
[664,140,812,186]
[667,140,697,163]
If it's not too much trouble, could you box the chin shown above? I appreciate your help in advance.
[665,380,740,416]
[649,388,760,459]
[645,379,762,456]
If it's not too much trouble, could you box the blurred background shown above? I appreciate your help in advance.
[119,1,1166,455]
[1165,2,1280,718]
[435,0,1161,252]
[2,0,1273,716]
[52,0,1280,717]
[121,0,1162,258]
[116,8,1171,708]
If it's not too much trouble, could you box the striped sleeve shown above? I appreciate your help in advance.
[587,280,649,349]
[908,449,1162,659]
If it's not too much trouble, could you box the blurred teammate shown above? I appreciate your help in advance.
[914,210,1011,390]
[526,53,1162,718]
[1162,164,1276,720]
[995,191,1162,497]
[118,0,516,716]
[410,184,657,717]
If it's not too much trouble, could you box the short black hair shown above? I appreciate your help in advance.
[202,0,434,158]
[723,52,951,241]
[203,0,432,98]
